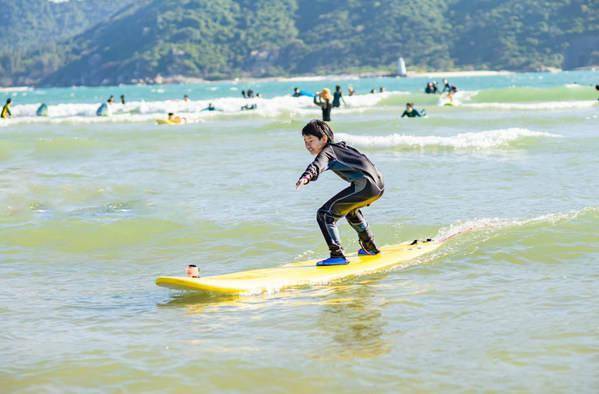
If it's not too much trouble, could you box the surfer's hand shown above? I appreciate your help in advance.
[296,177,308,190]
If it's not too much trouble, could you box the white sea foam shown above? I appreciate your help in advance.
[0,86,33,92]
[464,100,597,110]
[437,90,478,106]
[564,83,587,88]
[337,128,561,150]
[435,207,599,242]
[2,91,395,126]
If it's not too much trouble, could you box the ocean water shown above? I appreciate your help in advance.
[1,71,598,393]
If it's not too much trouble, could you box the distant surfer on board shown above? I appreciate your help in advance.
[296,120,384,266]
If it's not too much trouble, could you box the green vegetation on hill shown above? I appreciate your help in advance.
[0,0,135,85]
[0,0,597,86]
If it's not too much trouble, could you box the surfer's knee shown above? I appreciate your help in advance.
[317,206,335,224]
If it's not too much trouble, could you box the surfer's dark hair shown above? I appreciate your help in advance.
[302,119,334,142]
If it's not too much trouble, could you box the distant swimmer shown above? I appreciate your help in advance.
[183,94,190,102]
[446,87,457,103]
[292,87,314,97]
[97,96,115,116]
[348,86,356,96]
[36,103,48,117]
[332,85,346,108]
[314,88,333,122]
[401,102,425,118]
[425,82,438,94]
[442,79,451,93]
[120,95,126,105]
[379,86,384,93]
[96,102,110,117]
[201,103,222,112]
[1,98,12,119]
[442,79,458,94]
[241,103,257,111]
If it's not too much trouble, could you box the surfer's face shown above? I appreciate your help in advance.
[303,134,328,155]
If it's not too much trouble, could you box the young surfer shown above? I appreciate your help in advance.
[296,120,384,266]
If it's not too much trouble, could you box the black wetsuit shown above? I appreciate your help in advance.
[314,96,332,121]
[332,91,343,108]
[300,141,384,257]
[401,109,422,118]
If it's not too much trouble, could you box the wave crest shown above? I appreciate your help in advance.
[436,206,599,242]
[337,128,560,150]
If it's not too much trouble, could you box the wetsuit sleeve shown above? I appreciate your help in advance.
[414,110,422,117]
[401,110,407,118]
[300,146,334,183]
[313,95,323,108]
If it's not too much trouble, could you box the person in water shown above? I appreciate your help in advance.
[332,85,345,108]
[96,96,114,116]
[425,82,438,94]
[446,86,458,103]
[183,94,190,102]
[1,98,12,119]
[442,79,451,93]
[292,87,302,97]
[167,112,184,123]
[314,88,333,122]
[401,102,424,118]
[201,103,222,112]
[241,103,257,111]
[120,95,126,105]
[348,86,356,96]
[296,120,384,266]
[36,103,48,117]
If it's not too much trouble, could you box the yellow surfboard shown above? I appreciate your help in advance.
[156,118,183,125]
[156,239,443,295]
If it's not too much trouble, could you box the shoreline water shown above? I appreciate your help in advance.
[119,70,519,86]
[3,68,598,90]
[0,70,534,90]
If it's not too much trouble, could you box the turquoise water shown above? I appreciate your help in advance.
[1,71,598,392]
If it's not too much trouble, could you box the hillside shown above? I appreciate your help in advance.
[1,0,597,86]
[0,0,136,85]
